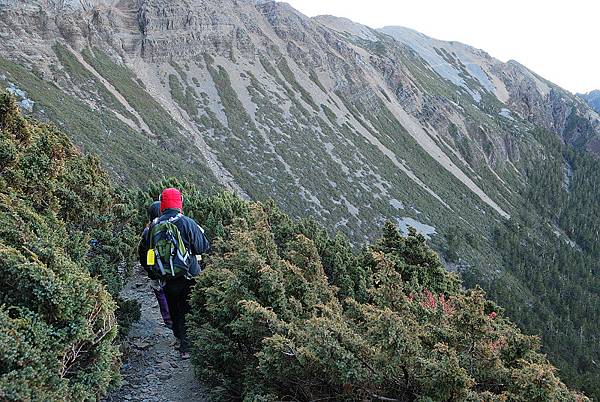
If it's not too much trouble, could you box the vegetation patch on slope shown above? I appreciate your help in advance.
[0,92,138,401]
[0,58,214,188]
[79,48,217,188]
[157,182,588,401]
[466,129,600,398]
[53,43,137,122]
[168,73,198,117]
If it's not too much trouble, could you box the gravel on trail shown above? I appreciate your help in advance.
[104,267,209,402]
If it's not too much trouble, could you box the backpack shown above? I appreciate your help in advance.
[146,214,191,278]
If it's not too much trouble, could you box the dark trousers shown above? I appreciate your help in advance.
[164,276,195,353]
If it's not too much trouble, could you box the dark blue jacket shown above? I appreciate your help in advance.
[139,208,210,278]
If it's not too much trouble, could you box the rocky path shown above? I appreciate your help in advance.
[105,267,209,402]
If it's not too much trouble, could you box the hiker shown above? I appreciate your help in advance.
[138,201,173,329]
[139,188,210,359]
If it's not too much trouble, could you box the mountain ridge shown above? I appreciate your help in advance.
[580,89,600,113]
[2,1,598,258]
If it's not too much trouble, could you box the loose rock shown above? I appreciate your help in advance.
[103,266,208,401]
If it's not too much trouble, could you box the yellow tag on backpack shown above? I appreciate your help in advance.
[147,249,156,266]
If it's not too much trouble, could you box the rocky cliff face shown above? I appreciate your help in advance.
[377,26,600,153]
[580,89,600,113]
[2,0,599,241]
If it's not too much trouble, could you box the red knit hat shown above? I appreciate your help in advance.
[160,188,183,213]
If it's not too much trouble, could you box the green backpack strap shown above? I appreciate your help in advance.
[154,249,167,276]
[168,214,191,266]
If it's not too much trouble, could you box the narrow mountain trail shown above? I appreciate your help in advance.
[104,267,209,402]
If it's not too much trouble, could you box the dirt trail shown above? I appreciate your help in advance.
[104,267,209,402]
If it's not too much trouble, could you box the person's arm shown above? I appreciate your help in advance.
[138,228,149,269]
[186,218,211,255]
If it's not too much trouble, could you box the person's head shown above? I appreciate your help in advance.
[160,188,183,213]
[147,201,161,221]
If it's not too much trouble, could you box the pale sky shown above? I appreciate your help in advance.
[281,0,599,94]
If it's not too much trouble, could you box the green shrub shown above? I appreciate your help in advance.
[0,92,137,400]
[168,74,198,117]
[187,195,587,401]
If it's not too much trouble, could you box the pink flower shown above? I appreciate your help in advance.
[420,290,438,310]
[439,294,455,316]
[490,338,506,352]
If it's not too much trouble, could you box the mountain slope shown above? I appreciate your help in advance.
[376,25,600,152]
[580,89,600,113]
[1,0,600,397]
[0,88,588,401]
